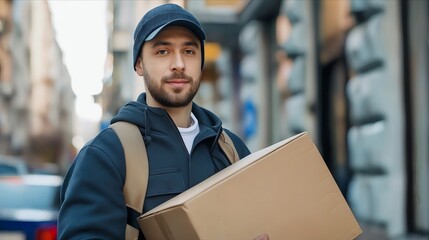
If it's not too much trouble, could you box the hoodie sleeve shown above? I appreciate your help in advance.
[58,128,127,240]
[223,128,251,159]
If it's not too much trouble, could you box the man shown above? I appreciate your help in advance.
[58,3,268,240]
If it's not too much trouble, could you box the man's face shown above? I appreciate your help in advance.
[135,26,202,108]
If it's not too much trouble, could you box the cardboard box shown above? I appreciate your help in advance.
[138,132,362,239]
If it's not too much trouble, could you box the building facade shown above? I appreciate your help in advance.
[0,0,74,174]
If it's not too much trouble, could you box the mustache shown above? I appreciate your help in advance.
[162,73,193,82]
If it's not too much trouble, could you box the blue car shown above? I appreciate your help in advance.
[0,155,29,176]
[0,174,62,240]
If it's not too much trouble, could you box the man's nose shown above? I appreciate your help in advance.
[171,53,185,72]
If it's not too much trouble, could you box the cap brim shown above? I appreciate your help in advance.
[144,19,206,42]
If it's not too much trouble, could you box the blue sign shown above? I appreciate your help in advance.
[243,99,257,139]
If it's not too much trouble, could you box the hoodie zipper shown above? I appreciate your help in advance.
[162,111,193,188]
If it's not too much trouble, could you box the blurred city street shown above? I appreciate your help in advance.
[0,0,428,239]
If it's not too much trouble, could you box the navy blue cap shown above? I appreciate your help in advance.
[133,3,206,70]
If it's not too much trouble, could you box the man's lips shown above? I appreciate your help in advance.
[166,79,188,83]
[165,79,190,87]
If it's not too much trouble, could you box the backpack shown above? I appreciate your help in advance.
[110,121,240,240]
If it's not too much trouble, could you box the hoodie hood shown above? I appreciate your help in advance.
[110,98,148,127]
[110,93,224,145]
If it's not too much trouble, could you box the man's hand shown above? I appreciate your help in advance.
[253,234,269,240]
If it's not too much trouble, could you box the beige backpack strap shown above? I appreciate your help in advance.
[218,130,240,164]
[110,122,148,240]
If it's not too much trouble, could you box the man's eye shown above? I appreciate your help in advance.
[184,49,195,55]
[156,50,169,55]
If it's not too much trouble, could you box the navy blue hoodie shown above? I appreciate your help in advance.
[58,93,250,239]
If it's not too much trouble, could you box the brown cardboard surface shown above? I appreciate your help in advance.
[138,132,362,240]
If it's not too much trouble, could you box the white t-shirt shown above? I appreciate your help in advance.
[178,113,200,154]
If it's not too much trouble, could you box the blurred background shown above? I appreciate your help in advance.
[0,0,428,239]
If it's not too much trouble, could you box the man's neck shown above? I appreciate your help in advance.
[145,94,193,128]
[165,105,193,128]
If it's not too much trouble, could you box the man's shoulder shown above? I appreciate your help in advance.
[78,127,125,160]
[87,127,120,147]
[73,127,127,176]
[222,128,251,158]
[222,128,243,145]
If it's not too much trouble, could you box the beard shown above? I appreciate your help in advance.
[143,69,200,108]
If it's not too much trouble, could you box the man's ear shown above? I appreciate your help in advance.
[135,57,144,76]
